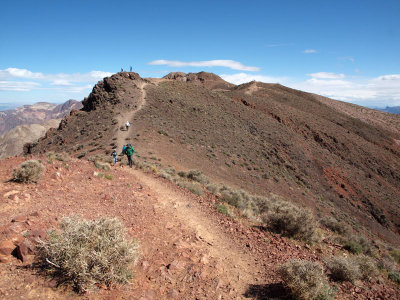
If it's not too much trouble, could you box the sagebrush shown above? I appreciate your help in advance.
[278,259,331,300]
[263,200,318,242]
[12,160,44,183]
[36,216,138,292]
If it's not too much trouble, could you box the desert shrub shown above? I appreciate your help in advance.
[104,174,113,180]
[389,271,400,284]
[216,204,229,215]
[320,216,348,235]
[12,160,45,183]
[178,169,209,184]
[158,170,173,181]
[206,183,221,194]
[342,235,373,255]
[47,152,71,163]
[252,196,272,214]
[325,256,361,282]
[36,216,138,292]
[220,189,252,210]
[355,256,379,280]
[390,248,400,264]
[263,200,318,242]
[94,161,110,171]
[278,259,330,300]
[177,181,204,196]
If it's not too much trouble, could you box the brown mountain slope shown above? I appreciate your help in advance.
[28,72,400,245]
[0,119,60,158]
[0,100,82,135]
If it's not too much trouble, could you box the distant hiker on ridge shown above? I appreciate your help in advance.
[111,149,118,166]
[122,144,135,168]
[125,121,130,131]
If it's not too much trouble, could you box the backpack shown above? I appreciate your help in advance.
[126,146,135,156]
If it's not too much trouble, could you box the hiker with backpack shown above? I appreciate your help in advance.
[122,144,135,168]
[125,121,130,131]
[111,150,118,166]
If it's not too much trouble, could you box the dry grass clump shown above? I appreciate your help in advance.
[94,161,111,171]
[12,160,45,183]
[390,248,400,264]
[341,234,374,255]
[263,200,318,242]
[47,152,71,163]
[278,259,331,300]
[320,216,349,235]
[325,255,378,282]
[36,216,138,293]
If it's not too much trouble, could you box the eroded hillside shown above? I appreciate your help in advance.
[28,71,400,246]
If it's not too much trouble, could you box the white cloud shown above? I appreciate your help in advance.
[308,72,346,79]
[0,68,113,83]
[338,56,355,63]
[220,73,286,85]
[0,81,41,91]
[291,73,400,106]
[303,49,317,54]
[0,68,44,80]
[148,59,260,72]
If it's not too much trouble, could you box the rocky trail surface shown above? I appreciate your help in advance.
[1,157,399,299]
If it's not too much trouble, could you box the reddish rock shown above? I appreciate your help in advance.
[3,190,20,198]
[14,239,35,262]
[9,234,25,246]
[0,240,16,256]
[0,254,11,263]
[11,214,28,223]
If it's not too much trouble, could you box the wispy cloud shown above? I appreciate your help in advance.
[303,49,317,54]
[308,72,346,79]
[220,73,286,85]
[338,56,355,63]
[0,81,41,91]
[148,59,260,72]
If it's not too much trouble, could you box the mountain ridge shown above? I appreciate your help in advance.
[27,71,400,245]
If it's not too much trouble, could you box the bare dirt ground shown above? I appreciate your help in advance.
[1,157,399,299]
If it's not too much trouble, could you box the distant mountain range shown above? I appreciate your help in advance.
[0,100,82,158]
[377,106,400,114]
[0,100,82,136]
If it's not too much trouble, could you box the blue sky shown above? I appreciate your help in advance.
[1,0,399,107]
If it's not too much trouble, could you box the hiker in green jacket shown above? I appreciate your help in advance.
[123,144,135,168]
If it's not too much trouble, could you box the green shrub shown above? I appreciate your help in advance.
[104,174,113,180]
[36,216,138,292]
[389,271,400,284]
[278,259,330,300]
[216,204,229,215]
[220,189,251,210]
[344,240,363,255]
[47,152,71,163]
[12,160,45,183]
[320,216,348,235]
[263,200,318,242]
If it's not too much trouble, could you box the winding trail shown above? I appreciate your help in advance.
[115,81,147,151]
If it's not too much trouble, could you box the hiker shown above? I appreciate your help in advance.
[125,121,130,131]
[111,149,118,166]
[122,144,135,168]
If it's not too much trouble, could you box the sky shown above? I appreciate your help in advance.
[1,0,399,108]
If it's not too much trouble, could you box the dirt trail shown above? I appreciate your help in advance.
[126,167,265,298]
[115,82,147,151]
